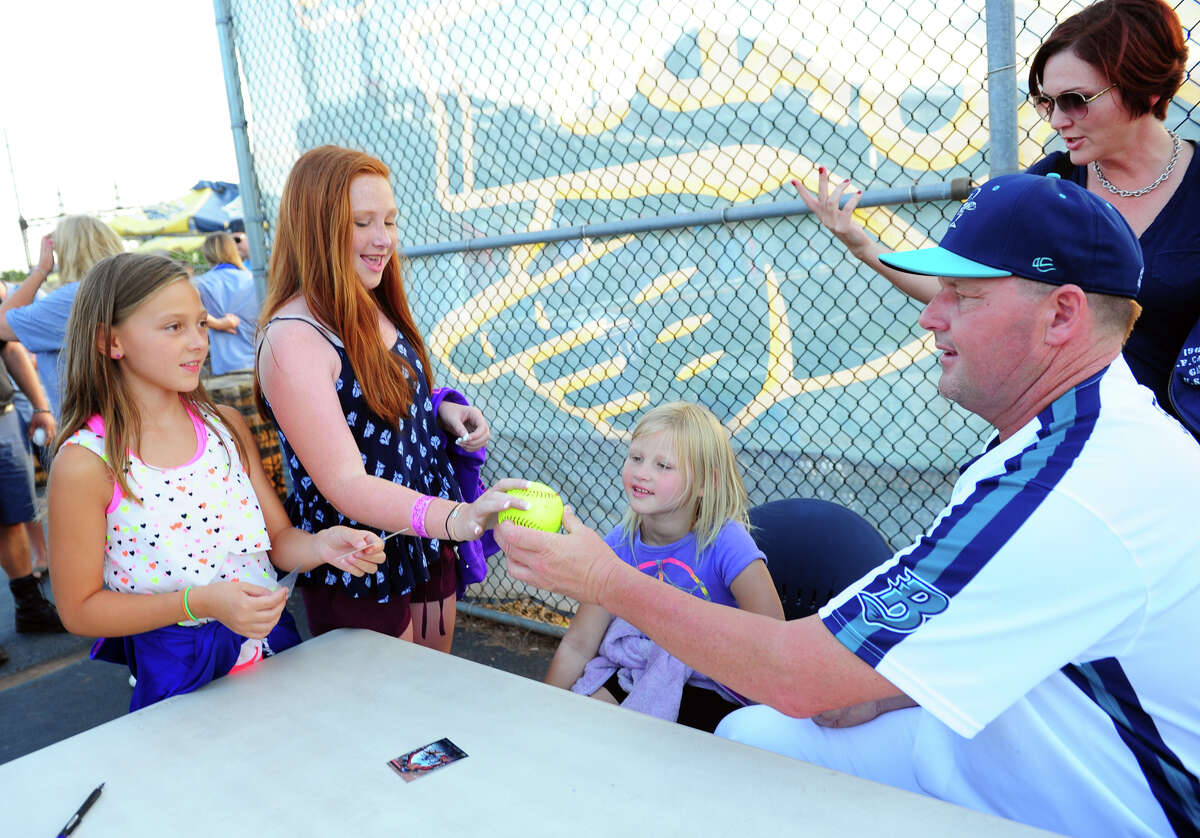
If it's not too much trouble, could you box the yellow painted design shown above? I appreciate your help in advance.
[657,315,712,343]
[677,351,724,381]
[632,269,696,305]
[365,3,1029,438]
[534,299,552,330]
[479,331,496,358]
[292,0,377,32]
[426,149,937,440]
[727,264,935,434]
[546,358,627,401]
[633,28,851,130]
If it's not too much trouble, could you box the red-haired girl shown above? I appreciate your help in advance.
[255,146,526,651]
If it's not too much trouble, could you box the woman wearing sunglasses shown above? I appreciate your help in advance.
[798,0,1196,430]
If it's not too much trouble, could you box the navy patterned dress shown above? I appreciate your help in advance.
[260,316,462,602]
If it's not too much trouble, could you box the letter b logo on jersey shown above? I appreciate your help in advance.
[858,568,949,633]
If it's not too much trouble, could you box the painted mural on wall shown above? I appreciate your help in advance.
[232,0,1199,481]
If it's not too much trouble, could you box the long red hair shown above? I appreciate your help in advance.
[257,146,434,425]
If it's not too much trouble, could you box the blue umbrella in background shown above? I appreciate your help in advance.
[110,181,243,254]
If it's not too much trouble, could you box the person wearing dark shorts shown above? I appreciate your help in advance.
[0,339,64,665]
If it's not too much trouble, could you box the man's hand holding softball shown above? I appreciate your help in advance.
[498,507,627,606]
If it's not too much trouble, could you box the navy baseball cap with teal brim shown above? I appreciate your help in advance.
[878,173,1143,298]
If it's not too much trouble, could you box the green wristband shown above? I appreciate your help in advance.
[182,586,198,622]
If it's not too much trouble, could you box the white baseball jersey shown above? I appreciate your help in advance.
[821,358,1200,837]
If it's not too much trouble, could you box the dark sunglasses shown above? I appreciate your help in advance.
[1030,84,1115,121]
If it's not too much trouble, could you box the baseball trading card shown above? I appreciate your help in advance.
[388,737,469,782]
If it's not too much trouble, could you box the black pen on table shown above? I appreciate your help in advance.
[57,781,103,837]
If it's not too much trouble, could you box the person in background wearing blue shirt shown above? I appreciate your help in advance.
[0,216,125,417]
[194,232,258,375]
[231,231,251,265]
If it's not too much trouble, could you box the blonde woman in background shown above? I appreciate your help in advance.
[0,215,125,418]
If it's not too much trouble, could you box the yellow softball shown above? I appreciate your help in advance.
[498,482,564,532]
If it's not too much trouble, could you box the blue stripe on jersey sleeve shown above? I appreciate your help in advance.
[823,371,1102,666]
[1064,659,1200,835]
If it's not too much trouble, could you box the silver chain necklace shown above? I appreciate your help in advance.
[1090,130,1181,198]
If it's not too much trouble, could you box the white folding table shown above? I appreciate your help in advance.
[0,628,1058,836]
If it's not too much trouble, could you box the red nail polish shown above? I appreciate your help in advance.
[790,179,799,188]
[843,178,850,183]
[818,166,825,174]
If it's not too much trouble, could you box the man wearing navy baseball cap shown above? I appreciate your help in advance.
[499,172,1200,836]
[874,173,1146,437]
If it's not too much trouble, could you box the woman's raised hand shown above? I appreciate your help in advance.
[793,167,871,257]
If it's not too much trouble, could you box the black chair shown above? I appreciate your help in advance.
[748,498,893,621]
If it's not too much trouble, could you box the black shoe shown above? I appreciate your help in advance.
[0,643,8,666]
[10,574,66,633]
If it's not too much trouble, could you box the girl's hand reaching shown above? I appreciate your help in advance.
[312,526,385,577]
[437,400,490,452]
[191,581,289,639]
[447,478,532,541]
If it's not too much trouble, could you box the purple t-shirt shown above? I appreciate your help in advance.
[604,519,764,608]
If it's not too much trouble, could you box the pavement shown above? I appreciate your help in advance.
[0,576,559,765]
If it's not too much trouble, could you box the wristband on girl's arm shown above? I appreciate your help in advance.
[411,494,434,538]
[182,586,198,621]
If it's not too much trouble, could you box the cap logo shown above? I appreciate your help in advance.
[1032,257,1055,273]
[947,186,983,229]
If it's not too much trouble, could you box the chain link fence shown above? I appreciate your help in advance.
[221,0,1199,621]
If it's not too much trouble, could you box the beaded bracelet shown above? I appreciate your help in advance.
[411,494,434,538]
[182,586,198,622]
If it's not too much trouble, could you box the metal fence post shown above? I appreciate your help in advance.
[985,0,1020,177]
[213,0,269,301]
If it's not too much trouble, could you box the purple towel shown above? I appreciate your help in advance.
[571,617,743,722]
[431,387,498,598]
